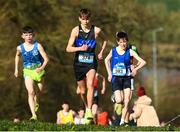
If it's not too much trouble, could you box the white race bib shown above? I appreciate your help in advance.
[78,53,94,63]
[112,63,126,76]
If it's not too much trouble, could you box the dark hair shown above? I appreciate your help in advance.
[116,31,128,41]
[79,8,91,19]
[22,26,34,33]
[62,101,69,105]
[78,106,85,111]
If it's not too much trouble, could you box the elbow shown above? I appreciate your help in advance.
[104,57,108,63]
[104,57,109,65]
[45,56,49,64]
[104,60,107,66]
[66,47,69,52]
[66,47,71,52]
[143,60,147,66]
[46,57,49,63]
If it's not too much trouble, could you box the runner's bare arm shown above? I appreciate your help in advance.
[56,112,61,125]
[37,43,49,72]
[95,27,108,60]
[14,46,21,77]
[105,50,112,82]
[98,73,106,94]
[130,49,146,76]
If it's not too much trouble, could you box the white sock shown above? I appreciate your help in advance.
[120,119,124,125]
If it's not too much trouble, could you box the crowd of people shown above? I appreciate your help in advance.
[14,8,161,127]
[55,86,160,127]
[56,101,109,125]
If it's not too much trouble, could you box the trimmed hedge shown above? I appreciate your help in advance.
[0,120,179,131]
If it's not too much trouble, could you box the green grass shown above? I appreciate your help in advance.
[0,120,179,131]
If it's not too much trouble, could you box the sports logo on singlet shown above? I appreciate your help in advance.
[32,49,39,56]
[112,63,126,76]
[78,52,94,63]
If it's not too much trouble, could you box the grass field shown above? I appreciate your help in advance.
[0,120,179,131]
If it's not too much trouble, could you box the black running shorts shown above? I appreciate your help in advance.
[111,76,131,92]
[73,62,97,81]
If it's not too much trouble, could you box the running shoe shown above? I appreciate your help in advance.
[84,109,93,124]
[114,103,122,116]
[29,115,37,121]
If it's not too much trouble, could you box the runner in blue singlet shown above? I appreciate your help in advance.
[14,26,49,120]
[105,31,146,125]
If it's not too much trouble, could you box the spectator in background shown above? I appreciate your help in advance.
[129,87,160,126]
[97,107,109,126]
[74,107,85,125]
[56,101,76,125]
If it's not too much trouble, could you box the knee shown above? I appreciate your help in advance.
[115,97,123,104]
[28,90,35,96]
[79,86,86,94]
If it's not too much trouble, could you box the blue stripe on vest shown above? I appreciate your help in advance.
[75,39,96,49]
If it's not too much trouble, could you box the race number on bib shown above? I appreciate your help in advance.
[112,63,126,76]
[78,53,94,63]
